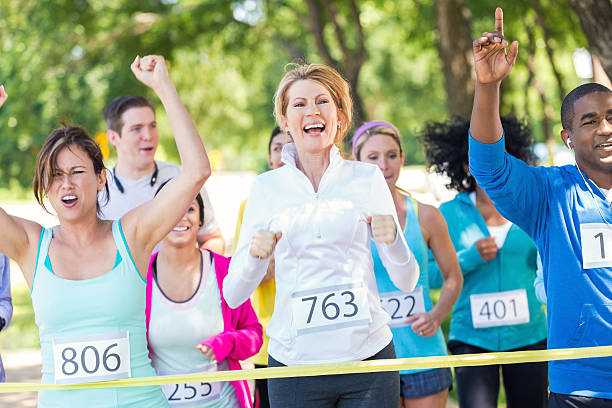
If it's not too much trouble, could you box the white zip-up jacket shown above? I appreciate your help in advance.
[224,143,419,365]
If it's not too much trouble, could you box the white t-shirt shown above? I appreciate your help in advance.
[100,160,218,236]
[469,191,512,248]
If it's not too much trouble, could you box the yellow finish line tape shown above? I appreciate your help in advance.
[1,345,611,393]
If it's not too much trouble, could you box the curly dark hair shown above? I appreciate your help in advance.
[422,116,536,193]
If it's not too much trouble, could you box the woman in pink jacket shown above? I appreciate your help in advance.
[145,190,263,408]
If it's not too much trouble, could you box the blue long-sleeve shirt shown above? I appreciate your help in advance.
[0,254,13,382]
[469,133,612,399]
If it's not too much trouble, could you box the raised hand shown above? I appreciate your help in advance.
[249,230,282,260]
[0,85,7,108]
[475,237,498,262]
[368,215,397,244]
[130,55,171,92]
[473,8,518,85]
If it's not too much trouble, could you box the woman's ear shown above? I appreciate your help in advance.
[97,169,107,192]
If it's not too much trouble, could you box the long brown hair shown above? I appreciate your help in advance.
[33,125,109,215]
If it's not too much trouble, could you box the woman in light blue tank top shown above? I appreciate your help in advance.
[353,121,463,407]
[0,57,210,407]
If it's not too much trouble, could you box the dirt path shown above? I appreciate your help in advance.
[1,349,40,407]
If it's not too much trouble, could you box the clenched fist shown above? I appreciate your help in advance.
[249,230,282,260]
[130,55,171,92]
[475,237,498,261]
[368,215,397,244]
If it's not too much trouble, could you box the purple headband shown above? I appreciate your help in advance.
[352,120,400,154]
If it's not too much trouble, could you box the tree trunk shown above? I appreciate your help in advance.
[434,0,474,119]
[570,0,612,81]
[303,0,368,124]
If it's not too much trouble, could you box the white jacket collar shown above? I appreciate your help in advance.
[281,143,341,168]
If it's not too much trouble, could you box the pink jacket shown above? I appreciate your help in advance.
[146,250,263,408]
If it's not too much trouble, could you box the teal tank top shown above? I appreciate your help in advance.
[31,220,168,407]
[371,196,448,375]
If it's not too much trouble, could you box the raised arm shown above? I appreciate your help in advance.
[0,87,42,285]
[470,7,518,143]
[121,56,211,275]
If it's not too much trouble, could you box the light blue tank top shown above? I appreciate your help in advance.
[371,196,448,375]
[31,220,168,407]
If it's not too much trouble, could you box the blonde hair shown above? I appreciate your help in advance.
[273,63,352,147]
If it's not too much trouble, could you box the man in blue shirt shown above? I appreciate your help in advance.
[468,7,612,407]
[0,253,13,382]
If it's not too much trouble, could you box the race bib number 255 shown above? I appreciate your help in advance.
[52,331,131,384]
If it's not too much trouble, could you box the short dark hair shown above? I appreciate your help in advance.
[103,95,155,134]
[34,124,109,215]
[268,126,282,155]
[423,115,536,193]
[561,83,612,130]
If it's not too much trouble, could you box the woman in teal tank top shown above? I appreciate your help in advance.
[0,56,210,407]
[353,121,463,408]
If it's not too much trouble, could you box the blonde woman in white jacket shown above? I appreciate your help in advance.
[224,64,419,408]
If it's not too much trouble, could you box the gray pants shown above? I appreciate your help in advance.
[267,341,399,408]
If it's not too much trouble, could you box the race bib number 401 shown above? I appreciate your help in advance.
[379,286,426,328]
[291,283,372,335]
[52,331,131,384]
[470,289,530,328]
[581,223,612,269]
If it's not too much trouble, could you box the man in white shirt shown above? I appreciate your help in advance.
[101,95,225,253]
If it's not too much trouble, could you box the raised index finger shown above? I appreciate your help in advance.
[495,7,504,36]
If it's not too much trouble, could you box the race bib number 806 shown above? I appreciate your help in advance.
[291,283,372,335]
[52,331,131,384]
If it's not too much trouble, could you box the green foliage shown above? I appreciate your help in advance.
[0,283,38,350]
[0,0,594,189]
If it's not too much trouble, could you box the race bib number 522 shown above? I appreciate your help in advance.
[581,223,612,269]
[291,283,372,335]
[52,331,131,384]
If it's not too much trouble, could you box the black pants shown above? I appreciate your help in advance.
[254,364,270,408]
[267,341,399,408]
[549,392,612,408]
[449,339,548,408]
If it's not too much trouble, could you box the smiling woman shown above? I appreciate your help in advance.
[224,64,420,408]
[0,54,211,407]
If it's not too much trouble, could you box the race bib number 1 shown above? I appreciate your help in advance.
[53,331,131,384]
[379,286,426,328]
[291,283,372,335]
[470,289,530,328]
[581,223,612,269]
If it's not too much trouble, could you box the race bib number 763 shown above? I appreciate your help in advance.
[291,283,372,335]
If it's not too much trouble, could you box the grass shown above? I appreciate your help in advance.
[0,284,39,350]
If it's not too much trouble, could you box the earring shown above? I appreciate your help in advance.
[337,124,340,129]
[286,130,291,136]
